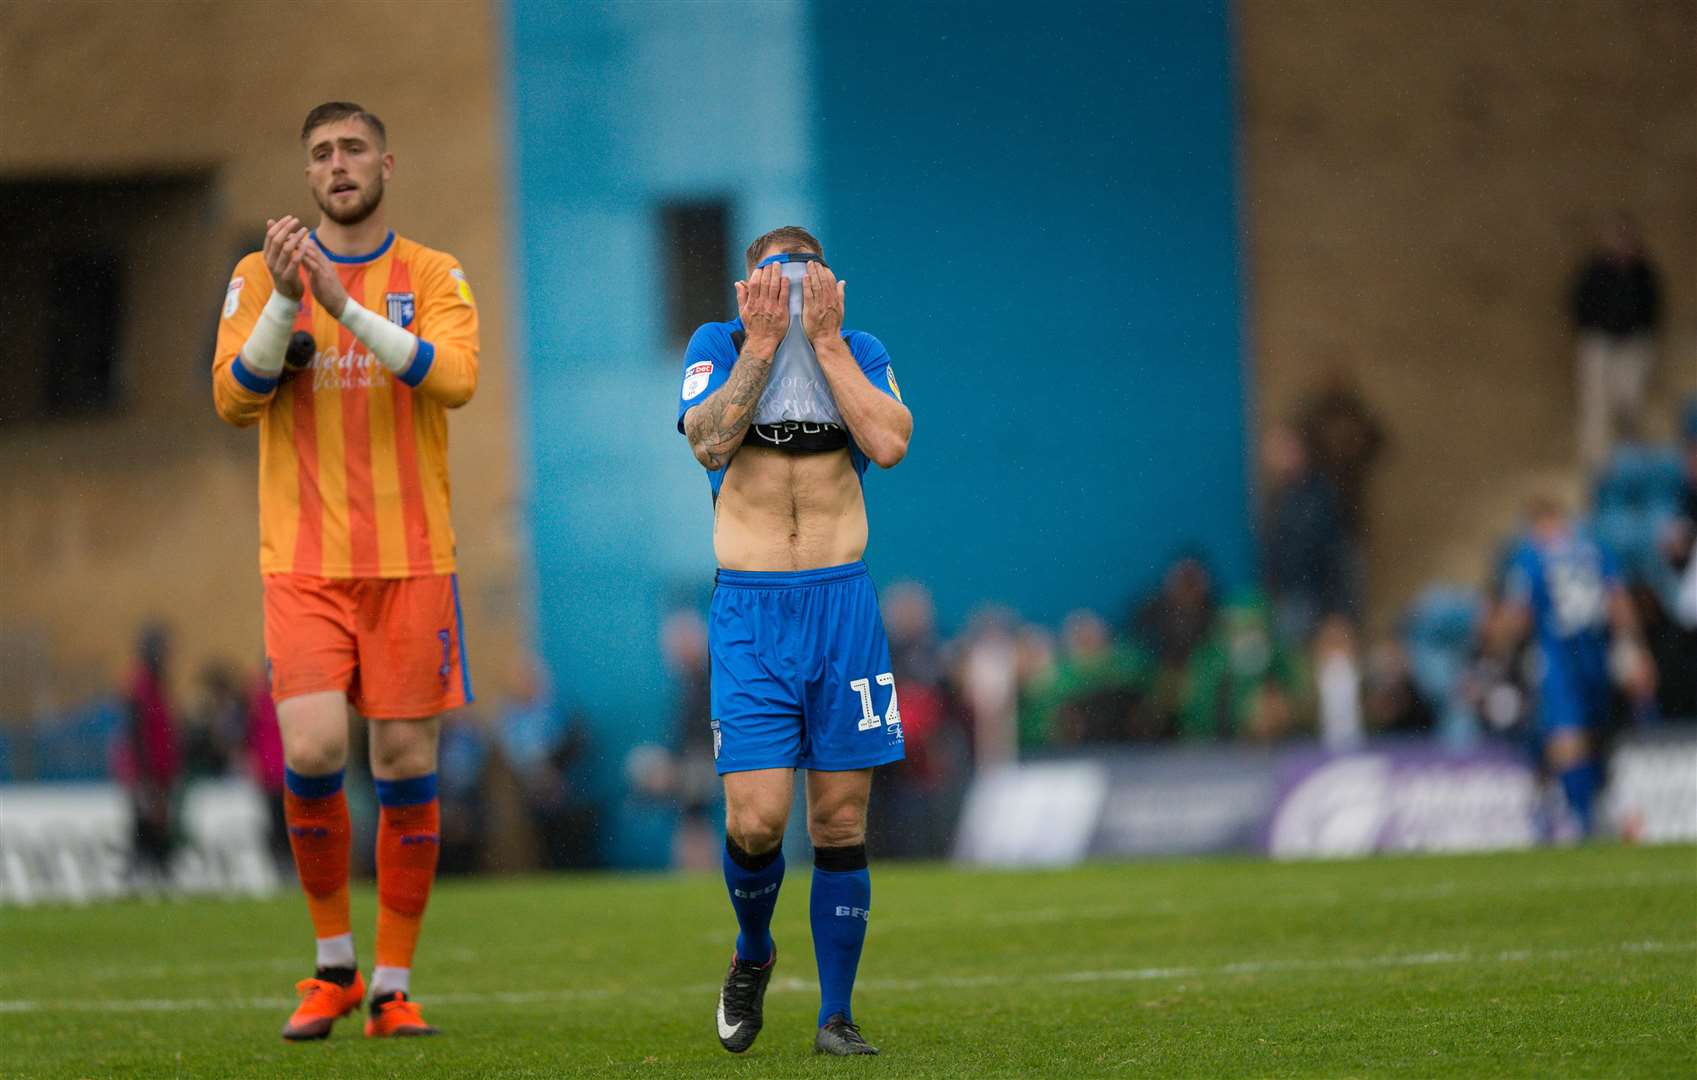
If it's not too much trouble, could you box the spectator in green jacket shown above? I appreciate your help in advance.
[1181,592,1303,743]
[1027,611,1156,746]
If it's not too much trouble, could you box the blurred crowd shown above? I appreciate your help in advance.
[24,629,603,888]
[952,386,1697,763]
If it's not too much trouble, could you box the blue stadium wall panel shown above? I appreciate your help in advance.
[810,0,1252,626]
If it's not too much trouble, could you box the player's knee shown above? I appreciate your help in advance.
[284,736,346,776]
[370,729,437,778]
[727,811,785,856]
[807,804,866,849]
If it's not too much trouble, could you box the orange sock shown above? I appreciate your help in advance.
[373,775,441,978]
[282,769,352,942]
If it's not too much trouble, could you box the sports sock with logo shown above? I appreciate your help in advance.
[810,843,870,1026]
[283,768,354,966]
[723,835,784,965]
[372,773,441,997]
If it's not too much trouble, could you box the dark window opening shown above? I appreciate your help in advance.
[42,254,123,417]
[659,200,731,351]
[0,175,207,424]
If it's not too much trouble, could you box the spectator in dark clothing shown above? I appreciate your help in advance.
[497,659,596,870]
[1654,417,1697,714]
[1131,554,1217,668]
[870,582,970,858]
[1363,638,1434,736]
[118,625,181,887]
[1570,213,1662,467]
[1629,582,1697,723]
[1667,408,1697,629]
[185,661,245,778]
[1262,425,1355,649]
[437,712,490,875]
[1130,554,1217,729]
[243,667,291,872]
[1298,368,1386,538]
[884,581,948,690]
[869,679,963,858]
[662,610,720,870]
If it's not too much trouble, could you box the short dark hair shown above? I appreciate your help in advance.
[300,101,387,147]
[744,226,822,272]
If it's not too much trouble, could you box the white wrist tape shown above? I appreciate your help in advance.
[239,291,301,376]
[338,298,419,375]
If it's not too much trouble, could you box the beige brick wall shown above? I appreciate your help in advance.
[0,0,526,711]
[1238,0,1697,623]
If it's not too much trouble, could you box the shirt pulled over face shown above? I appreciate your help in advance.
[753,257,842,427]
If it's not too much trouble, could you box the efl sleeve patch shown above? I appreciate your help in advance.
[682,361,714,400]
[222,276,245,319]
[449,266,475,307]
[885,365,902,402]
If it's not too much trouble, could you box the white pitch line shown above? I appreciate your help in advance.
[0,940,1688,1015]
[80,957,304,982]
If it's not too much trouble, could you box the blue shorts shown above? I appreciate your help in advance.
[709,561,906,775]
[1538,663,1610,736]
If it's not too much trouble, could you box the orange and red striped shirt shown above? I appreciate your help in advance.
[212,232,478,578]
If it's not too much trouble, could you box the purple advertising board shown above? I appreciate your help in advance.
[952,736,1688,868]
[1263,743,1540,859]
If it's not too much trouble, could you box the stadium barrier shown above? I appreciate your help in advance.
[1,734,1689,900]
[954,732,1697,867]
[0,779,277,905]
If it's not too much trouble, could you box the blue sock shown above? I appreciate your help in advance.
[722,836,784,965]
[810,844,870,1027]
[1559,760,1600,835]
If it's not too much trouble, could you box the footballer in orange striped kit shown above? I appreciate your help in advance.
[212,102,477,1041]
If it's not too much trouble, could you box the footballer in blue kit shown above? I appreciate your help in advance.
[1500,498,1654,835]
[676,226,912,1057]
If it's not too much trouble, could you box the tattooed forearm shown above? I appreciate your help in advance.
[684,348,774,470]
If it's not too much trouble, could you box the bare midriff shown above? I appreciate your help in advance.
[713,446,868,571]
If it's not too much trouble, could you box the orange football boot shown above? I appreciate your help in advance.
[281,970,365,1041]
[364,991,439,1037]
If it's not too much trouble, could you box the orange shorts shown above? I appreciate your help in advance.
[263,573,472,719]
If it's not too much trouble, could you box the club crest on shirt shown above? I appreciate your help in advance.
[449,267,475,306]
[682,361,713,400]
[386,291,416,328]
[223,276,244,318]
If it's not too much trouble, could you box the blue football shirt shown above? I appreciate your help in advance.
[1503,529,1618,692]
[676,319,903,497]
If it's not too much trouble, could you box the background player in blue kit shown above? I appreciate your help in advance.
[1500,497,1656,836]
[677,226,912,1056]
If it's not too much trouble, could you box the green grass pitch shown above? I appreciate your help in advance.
[2,844,1692,1077]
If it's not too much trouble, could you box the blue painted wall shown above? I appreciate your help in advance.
[508,0,1250,863]
[809,0,1252,626]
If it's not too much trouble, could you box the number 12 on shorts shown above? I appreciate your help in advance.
[850,673,898,732]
